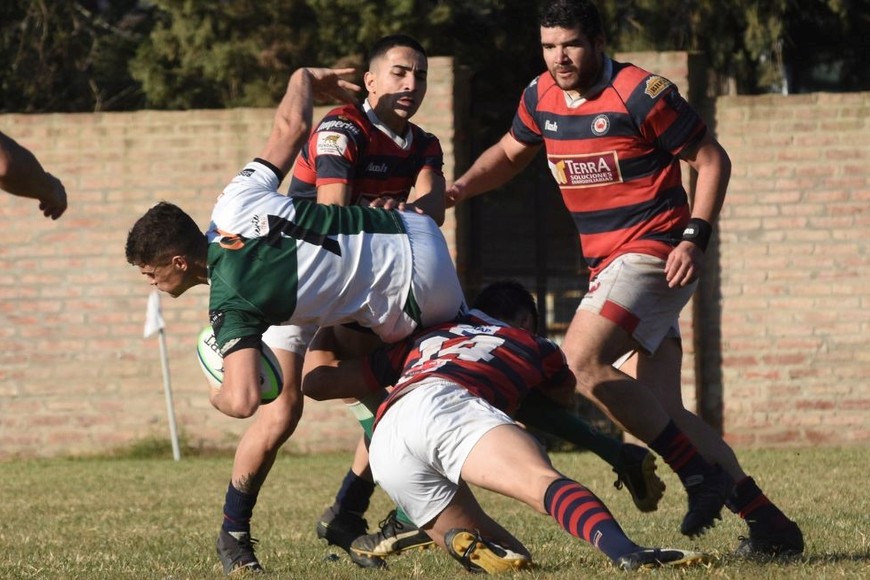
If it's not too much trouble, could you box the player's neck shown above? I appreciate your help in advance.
[364,99,411,148]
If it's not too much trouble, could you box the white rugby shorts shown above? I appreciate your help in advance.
[369,378,513,527]
[261,323,317,356]
[401,212,467,330]
[578,252,697,354]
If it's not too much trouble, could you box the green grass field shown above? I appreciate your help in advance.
[1,446,867,579]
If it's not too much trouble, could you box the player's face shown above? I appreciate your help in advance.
[540,25,604,93]
[138,257,191,298]
[365,46,428,132]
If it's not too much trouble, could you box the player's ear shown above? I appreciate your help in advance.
[364,70,376,93]
[170,255,188,272]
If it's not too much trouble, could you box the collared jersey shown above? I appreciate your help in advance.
[364,310,574,426]
[287,102,443,205]
[207,160,415,354]
[511,59,706,275]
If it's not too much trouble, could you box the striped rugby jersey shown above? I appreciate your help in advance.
[287,102,443,205]
[511,58,707,275]
[365,310,574,426]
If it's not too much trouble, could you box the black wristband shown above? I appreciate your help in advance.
[681,217,712,252]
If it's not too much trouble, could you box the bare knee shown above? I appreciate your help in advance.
[571,360,617,401]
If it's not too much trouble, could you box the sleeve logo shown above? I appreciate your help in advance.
[316,131,349,156]
[644,75,672,98]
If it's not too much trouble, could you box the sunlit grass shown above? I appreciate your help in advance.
[0,447,867,579]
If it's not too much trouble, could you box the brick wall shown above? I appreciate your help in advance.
[1,55,867,458]
[0,58,458,459]
[715,92,870,446]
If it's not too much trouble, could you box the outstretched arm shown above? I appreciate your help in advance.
[405,168,446,225]
[258,68,361,176]
[446,132,540,207]
[0,131,68,219]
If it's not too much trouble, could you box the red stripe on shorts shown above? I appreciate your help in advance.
[600,300,640,334]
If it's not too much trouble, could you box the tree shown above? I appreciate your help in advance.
[0,0,151,113]
[1,0,866,113]
[130,0,323,109]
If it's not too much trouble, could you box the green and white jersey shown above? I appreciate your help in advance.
[207,160,414,354]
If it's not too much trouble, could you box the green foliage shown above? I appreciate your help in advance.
[0,0,866,112]
[781,0,870,92]
[0,0,150,112]
[130,0,322,109]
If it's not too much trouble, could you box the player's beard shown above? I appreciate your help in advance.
[551,52,602,94]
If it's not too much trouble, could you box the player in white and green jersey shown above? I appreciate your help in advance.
[126,68,465,423]
[207,157,464,355]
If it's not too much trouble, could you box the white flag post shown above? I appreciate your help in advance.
[144,290,181,461]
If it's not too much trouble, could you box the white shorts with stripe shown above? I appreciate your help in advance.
[578,253,697,355]
[369,378,513,527]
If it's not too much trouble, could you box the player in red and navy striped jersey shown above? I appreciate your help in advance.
[288,34,447,565]
[303,280,708,573]
[288,37,445,225]
[447,0,802,558]
[511,60,701,274]
[288,103,444,222]
[367,309,572,425]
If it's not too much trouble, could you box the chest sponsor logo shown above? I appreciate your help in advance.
[591,114,610,136]
[316,131,349,156]
[544,119,558,132]
[366,162,389,173]
[547,151,622,188]
[316,115,361,136]
[644,75,672,98]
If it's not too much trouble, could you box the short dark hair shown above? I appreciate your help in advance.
[367,34,427,69]
[539,0,604,40]
[125,201,205,266]
[472,280,539,330]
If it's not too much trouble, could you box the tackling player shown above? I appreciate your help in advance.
[303,281,710,573]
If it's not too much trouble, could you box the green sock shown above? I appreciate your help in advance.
[345,389,387,437]
[515,390,622,468]
[394,507,414,526]
[345,400,375,437]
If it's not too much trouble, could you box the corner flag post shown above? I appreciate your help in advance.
[144,290,181,461]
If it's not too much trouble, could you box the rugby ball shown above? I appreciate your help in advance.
[195,326,283,404]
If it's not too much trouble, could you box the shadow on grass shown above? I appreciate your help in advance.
[93,436,235,460]
[801,552,870,565]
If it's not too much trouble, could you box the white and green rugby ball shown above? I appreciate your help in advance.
[195,326,283,404]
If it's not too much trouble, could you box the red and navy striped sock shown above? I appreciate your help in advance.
[649,420,712,486]
[544,477,640,562]
[726,476,791,529]
[222,483,258,534]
